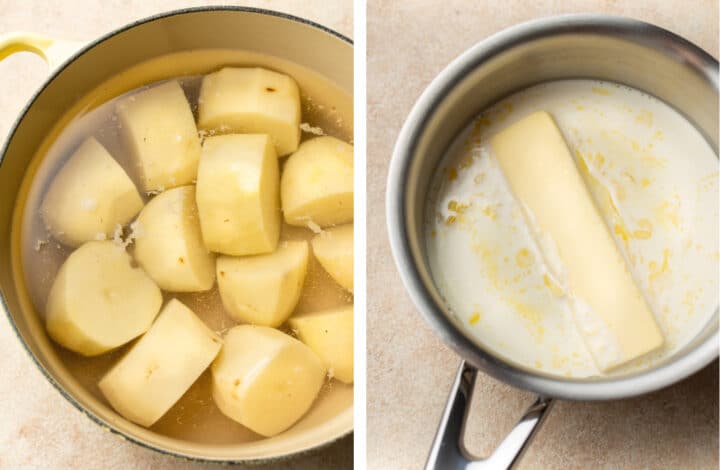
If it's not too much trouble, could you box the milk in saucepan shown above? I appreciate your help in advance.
[425,80,718,378]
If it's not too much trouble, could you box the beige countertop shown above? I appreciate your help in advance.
[367,1,718,469]
[0,1,351,468]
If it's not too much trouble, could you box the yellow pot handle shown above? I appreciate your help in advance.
[0,32,83,69]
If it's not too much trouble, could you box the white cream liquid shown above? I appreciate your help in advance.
[426,80,718,378]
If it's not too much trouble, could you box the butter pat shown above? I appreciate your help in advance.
[490,111,663,371]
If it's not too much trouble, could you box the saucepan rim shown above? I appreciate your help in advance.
[387,13,718,402]
[0,5,352,464]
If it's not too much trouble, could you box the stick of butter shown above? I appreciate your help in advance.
[490,111,663,372]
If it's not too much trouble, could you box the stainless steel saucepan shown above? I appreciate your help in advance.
[387,14,718,469]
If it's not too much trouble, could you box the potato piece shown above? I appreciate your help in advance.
[133,186,215,292]
[117,80,202,192]
[99,299,221,427]
[196,134,280,255]
[41,137,143,247]
[211,325,325,436]
[281,136,353,227]
[198,67,301,156]
[312,224,353,292]
[46,241,162,356]
[289,306,353,384]
[216,241,308,327]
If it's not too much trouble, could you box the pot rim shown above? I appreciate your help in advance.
[0,5,352,464]
[387,13,719,402]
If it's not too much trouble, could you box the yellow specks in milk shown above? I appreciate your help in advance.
[592,152,606,168]
[447,200,468,213]
[481,205,498,220]
[592,87,611,95]
[697,171,719,192]
[469,311,481,325]
[613,223,631,250]
[458,153,475,169]
[621,171,636,184]
[611,180,627,202]
[551,355,569,370]
[632,219,653,240]
[445,199,471,226]
[654,197,681,230]
[632,229,652,240]
[446,166,458,181]
[640,154,667,169]
[648,248,672,289]
[473,243,500,288]
[682,289,701,317]
[507,297,544,341]
[469,117,490,144]
[472,240,545,341]
[635,109,654,126]
[515,248,534,268]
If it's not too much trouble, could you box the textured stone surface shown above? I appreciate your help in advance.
[0,1,351,469]
[367,1,718,469]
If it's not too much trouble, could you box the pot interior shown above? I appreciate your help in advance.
[400,19,718,392]
[0,9,352,461]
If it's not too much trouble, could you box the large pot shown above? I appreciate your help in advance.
[0,7,352,463]
[387,14,717,469]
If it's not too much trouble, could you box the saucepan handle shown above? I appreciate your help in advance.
[426,361,554,470]
[0,32,83,69]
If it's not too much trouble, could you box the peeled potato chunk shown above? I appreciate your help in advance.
[99,299,221,427]
[46,241,162,356]
[216,241,308,327]
[289,306,354,384]
[281,136,353,227]
[198,67,301,156]
[41,137,143,247]
[196,134,280,255]
[133,186,215,292]
[117,80,202,192]
[312,224,353,292]
[211,326,325,437]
